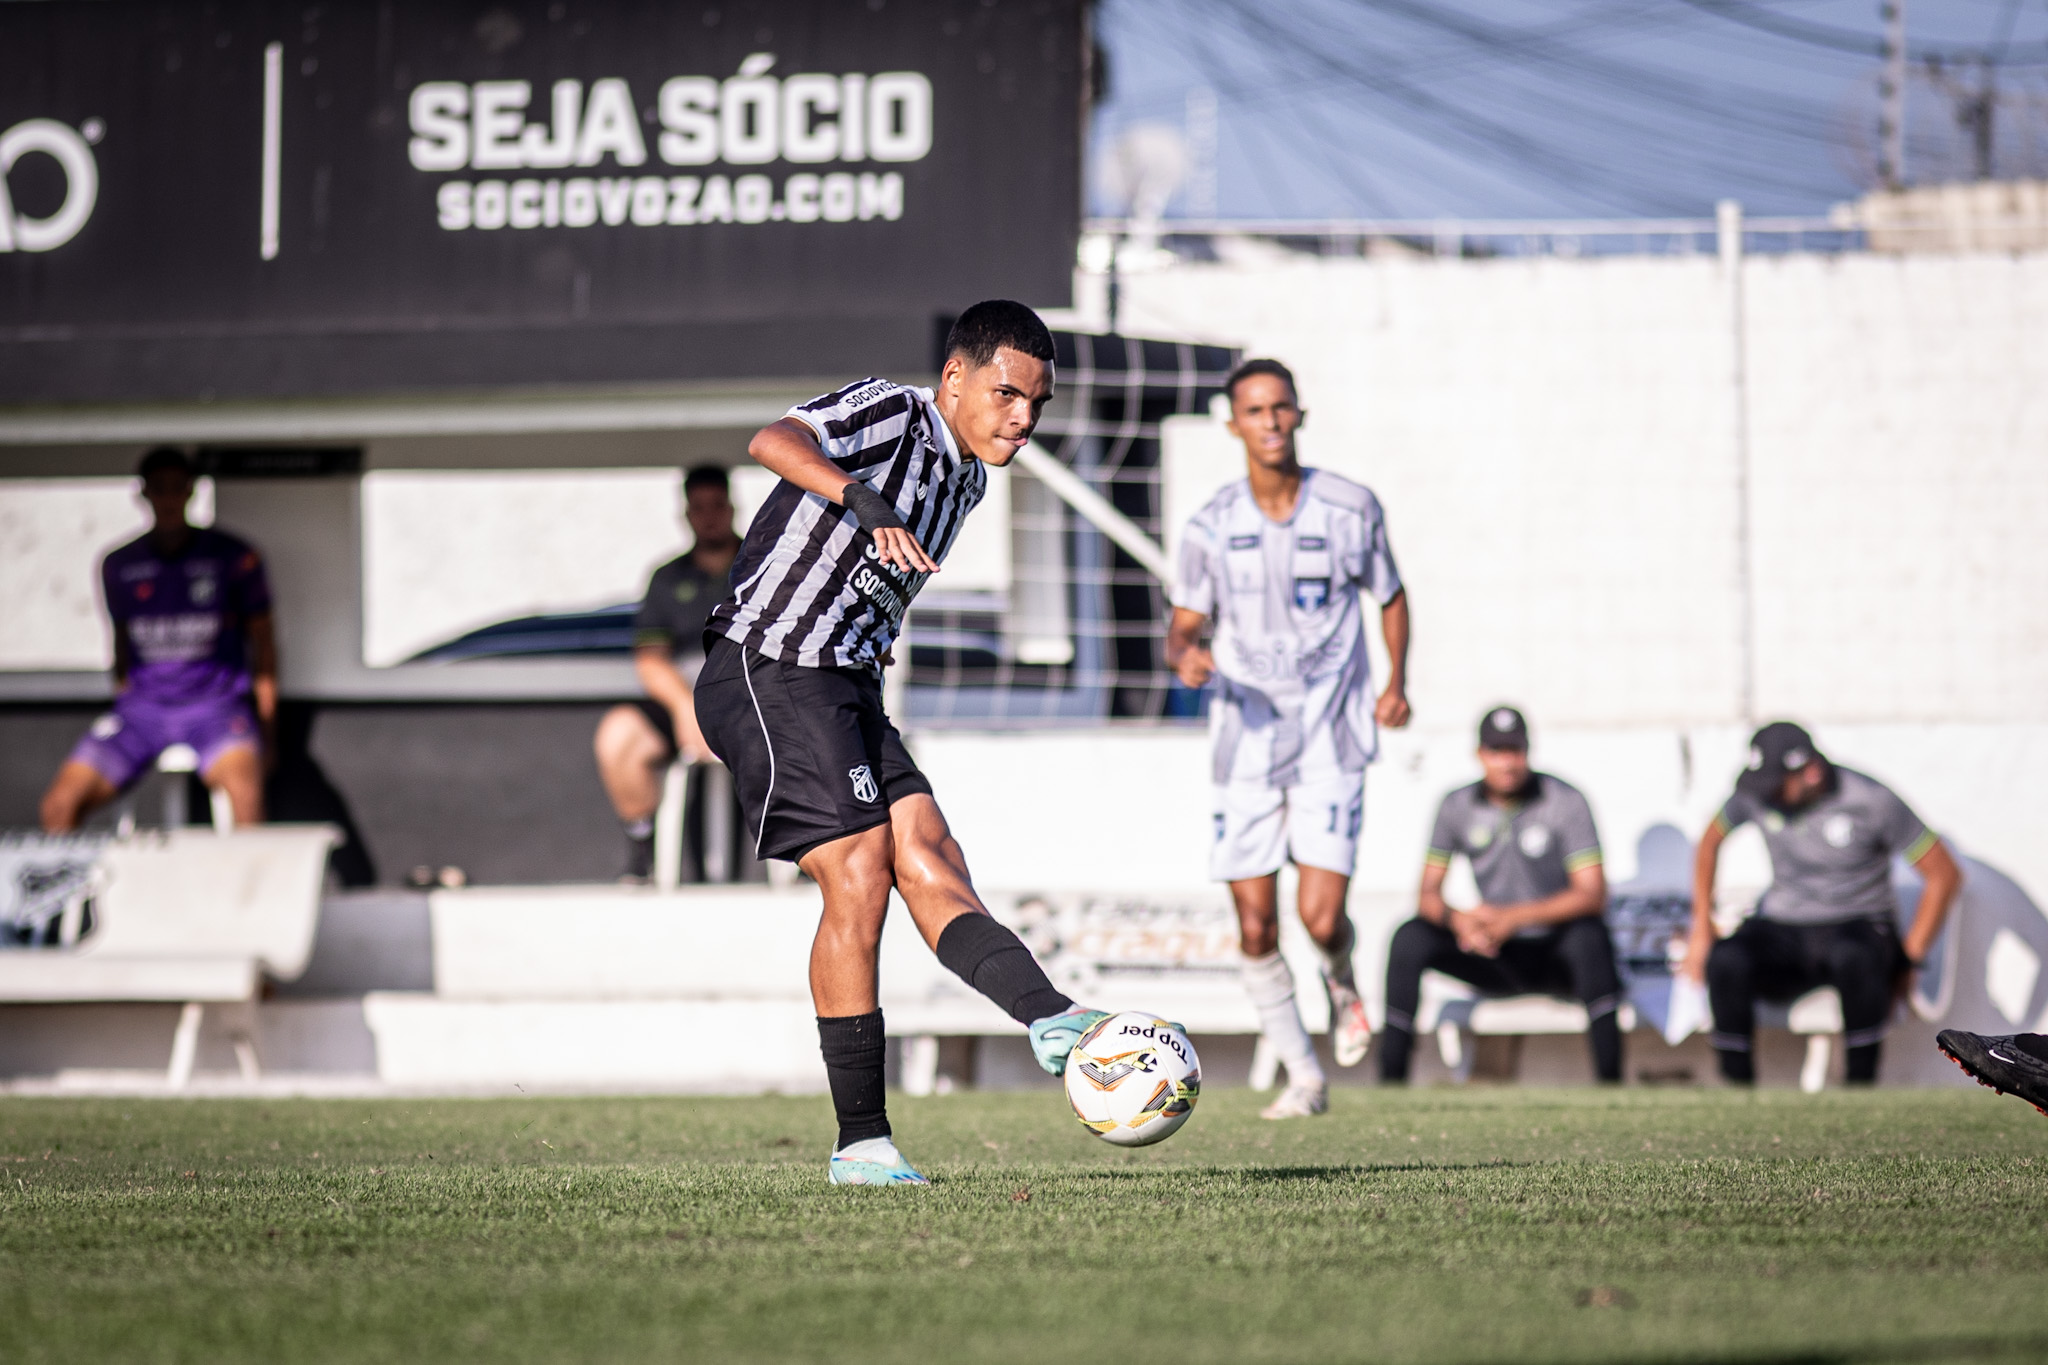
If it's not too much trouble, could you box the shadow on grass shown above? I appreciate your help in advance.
[1013,1161,1541,1187]
[1502,1333,2048,1365]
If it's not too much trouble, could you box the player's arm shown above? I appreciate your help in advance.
[746,417,936,574]
[1376,588,1410,728]
[1680,817,1729,984]
[1900,836,1962,970]
[634,645,712,762]
[1419,847,1495,955]
[247,611,279,759]
[1165,607,1215,689]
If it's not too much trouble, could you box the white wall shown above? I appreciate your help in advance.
[1135,248,2048,732]
[0,478,212,670]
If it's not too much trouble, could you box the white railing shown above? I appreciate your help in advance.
[1083,212,1857,258]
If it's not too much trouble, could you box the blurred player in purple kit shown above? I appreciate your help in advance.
[39,447,276,832]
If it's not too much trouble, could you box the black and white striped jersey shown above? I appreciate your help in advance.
[708,378,988,670]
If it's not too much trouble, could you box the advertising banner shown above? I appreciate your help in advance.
[0,1,1085,403]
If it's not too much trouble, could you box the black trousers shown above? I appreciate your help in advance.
[1380,916,1624,1082]
[1706,915,1901,1083]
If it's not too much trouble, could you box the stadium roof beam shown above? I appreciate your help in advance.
[0,383,832,451]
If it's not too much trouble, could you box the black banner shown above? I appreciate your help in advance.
[0,1,1085,403]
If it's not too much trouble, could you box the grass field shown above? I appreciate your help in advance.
[2,1087,2045,1364]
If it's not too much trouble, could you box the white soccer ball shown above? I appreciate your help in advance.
[1063,1011,1201,1147]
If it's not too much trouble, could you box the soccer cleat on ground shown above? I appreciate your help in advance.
[827,1136,930,1185]
[1029,1004,1112,1076]
[1325,973,1372,1068]
[1937,1030,2048,1116]
[1259,1082,1329,1120]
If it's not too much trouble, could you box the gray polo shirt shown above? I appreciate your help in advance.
[1427,774,1603,934]
[1715,766,1936,926]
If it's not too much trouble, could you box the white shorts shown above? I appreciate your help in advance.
[1210,773,1366,882]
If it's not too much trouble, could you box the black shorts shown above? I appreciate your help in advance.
[691,636,932,862]
[629,697,678,757]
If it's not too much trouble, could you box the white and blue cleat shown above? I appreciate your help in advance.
[1027,1004,1113,1076]
[828,1136,930,1186]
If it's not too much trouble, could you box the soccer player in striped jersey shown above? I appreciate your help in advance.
[1167,359,1411,1119]
[694,301,1105,1185]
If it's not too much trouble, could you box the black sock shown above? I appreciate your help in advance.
[1589,1012,1624,1083]
[934,914,1073,1025]
[1716,1045,1755,1084]
[817,1011,890,1149]
[1845,1042,1881,1084]
[623,818,654,878]
[1377,1025,1414,1083]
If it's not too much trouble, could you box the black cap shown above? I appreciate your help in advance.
[1736,721,1823,801]
[1478,706,1528,751]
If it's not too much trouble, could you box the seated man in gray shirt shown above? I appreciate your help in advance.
[1682,721,1960,1085]
[1381,707,1622,1083]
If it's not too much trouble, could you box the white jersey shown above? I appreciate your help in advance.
[1172,469,1402,787]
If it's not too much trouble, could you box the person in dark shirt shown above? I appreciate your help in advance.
[593,465,740,879]
[40,447,277,831]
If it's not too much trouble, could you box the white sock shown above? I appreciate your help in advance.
[1241,951,1325,1088]
[1318,917,1358,992]
[833,1136,903,1163]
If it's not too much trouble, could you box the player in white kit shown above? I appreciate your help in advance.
[1167,359,1411,1118]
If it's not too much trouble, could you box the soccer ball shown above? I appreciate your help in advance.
[1062,1012,1200,1147]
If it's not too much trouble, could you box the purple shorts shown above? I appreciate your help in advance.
[68,691,260,791]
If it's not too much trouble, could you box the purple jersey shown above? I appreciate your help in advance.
[101,528,271,706]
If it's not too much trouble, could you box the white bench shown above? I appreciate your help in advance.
[1419,977,1640,1082]
[362,884,1277,1095]
[0,826,338,1087]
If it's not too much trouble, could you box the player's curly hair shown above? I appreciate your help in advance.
[1224,358,1298,405]
[944,300,1056,369]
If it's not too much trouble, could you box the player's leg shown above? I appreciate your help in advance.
[191,698,266,825]
[867,726,1094,1071]
[200,745,264,826]
[1288,775,1370,1067]
[798,825,926,1184]
[39,761,118,834]
[688,642,923,1183]
[1230,876,1328,1117]
[1705,916,1804,1083]
[593,702,675,880]
[1549,916,1625,1083]
[1378,917,1519,1081]
[1820,919,1900,1084]
[41,705,155,832]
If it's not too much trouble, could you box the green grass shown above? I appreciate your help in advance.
[1,1088,2045,1363]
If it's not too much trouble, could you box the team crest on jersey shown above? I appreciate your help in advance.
[1518,824,1552,857]
[1822,813,1855,848]
[1468,823,1494,849]
[189,575,217,606]
[1293,577,1330,611]
[848,765,879,804]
